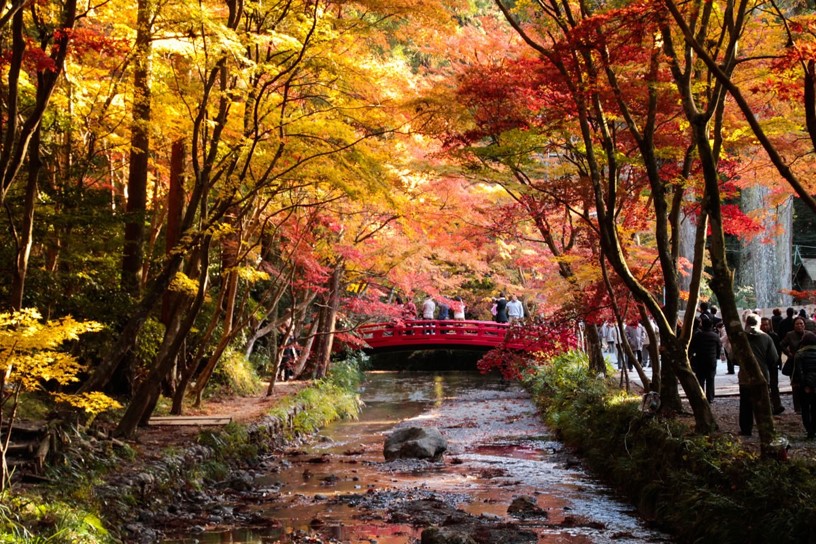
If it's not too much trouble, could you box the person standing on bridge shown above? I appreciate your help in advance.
[507,295,524,324]
[437,299,450,320]
[437,299,450,334]
[422,295,436,334]
[422,295,436,319]
[451,296,466,320]
[493,293,508,323]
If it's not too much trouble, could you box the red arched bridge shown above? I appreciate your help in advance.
[357,320,534,352]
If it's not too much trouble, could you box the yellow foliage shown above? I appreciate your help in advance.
[168,272,200,296]
[0,309,117,415]
[52,392,123,416]
[235,266,270,283]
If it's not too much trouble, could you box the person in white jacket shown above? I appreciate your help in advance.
[506,295,524,323]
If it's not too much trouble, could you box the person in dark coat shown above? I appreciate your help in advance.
[740,314,778,436]
[778,307,796,340]
[688,316,721,402]
[493,293,508,323]
[437,300,450,320]
[782,317,808,414]
[771,308,784,336]
[801,309,816,332]
[760,317,785,414]
[793,332,816,439]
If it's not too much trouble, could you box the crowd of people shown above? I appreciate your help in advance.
[724,307,816,438]
[599,317,658,371]
[397,292,525,324]
[597,303,816,438]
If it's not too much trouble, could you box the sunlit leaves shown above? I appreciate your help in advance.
[53,391,123,415]
[0,309,104,392]
[168,272,200,296]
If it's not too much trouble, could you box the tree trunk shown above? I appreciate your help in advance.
[585,321,606,375]
[658,350,682,414]
[114,242,210,438]
[314,263,344,379]
[192,325,235,407]
[291,318,318,379]
[121,0,153,295]
[170,267,226,413]
[3,0,76,308]
[9,126,40,311]
[0,0,77,205]
[695,125,775,452]
[189,212,242,405]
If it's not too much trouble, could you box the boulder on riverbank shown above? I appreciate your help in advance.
[383,426,447,461]
[507,495,548,519]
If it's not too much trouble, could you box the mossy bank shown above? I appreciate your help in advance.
[0,357,365,543]
[525,351,816,544]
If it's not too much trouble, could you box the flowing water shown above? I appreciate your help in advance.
[163,371,671,544]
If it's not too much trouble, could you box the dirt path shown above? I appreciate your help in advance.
[131,380,308,454]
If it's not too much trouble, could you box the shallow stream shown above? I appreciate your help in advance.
[162,371,671,543]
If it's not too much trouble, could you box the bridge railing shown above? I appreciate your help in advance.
[357,319,526,350]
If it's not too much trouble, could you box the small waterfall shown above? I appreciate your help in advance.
[677,190,793,309]
[738,188,793,308]
[678,208,697,295]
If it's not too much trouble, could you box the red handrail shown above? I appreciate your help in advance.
[357,320,529,351]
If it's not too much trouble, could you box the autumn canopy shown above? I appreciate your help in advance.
[1,0,815,457]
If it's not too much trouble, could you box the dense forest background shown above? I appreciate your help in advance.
[3,0,816,454]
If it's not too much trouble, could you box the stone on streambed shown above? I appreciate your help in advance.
[421,526,478,544]
[383,426,447,461]
[507,495,548,519]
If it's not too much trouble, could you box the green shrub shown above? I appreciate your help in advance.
[326,351,369,391]
[210,348,262,396]
[523,349,816,544]
[0,492,113,544]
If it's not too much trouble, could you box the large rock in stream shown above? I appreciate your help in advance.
[383,426,447,461]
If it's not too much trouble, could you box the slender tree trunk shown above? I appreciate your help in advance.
[314,263,344,379]
[192,326,234,407]
[170,275,226,413]
[291,318,318,379]
[157,140,186,396]
[169,346,195,416]
[584,321,606,375]
[121,0,153,295]
[266,353,281,395]
[0,0,76,205]
[189,213,242,405]
[136,298,188,426]
[9,127,40,310]
[695,127,775,453]
[3,0,76,308]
